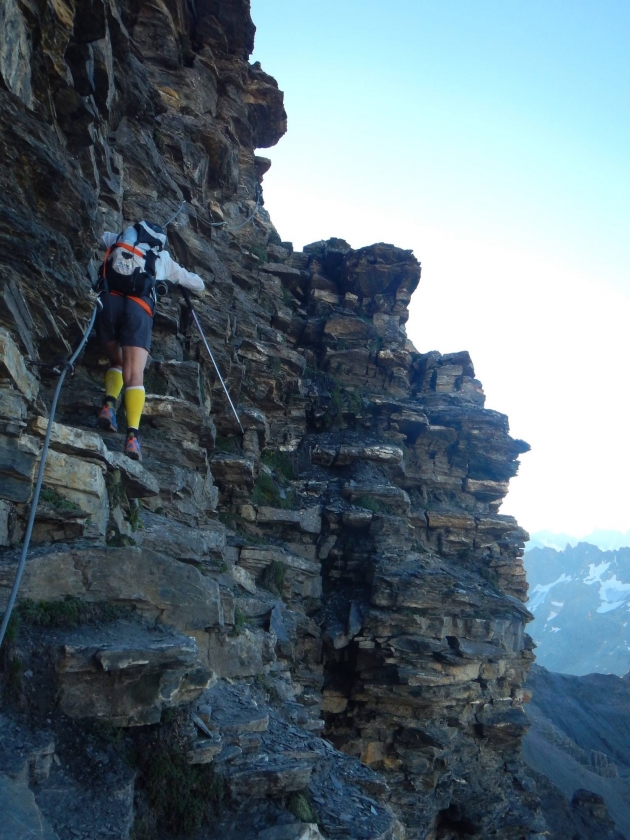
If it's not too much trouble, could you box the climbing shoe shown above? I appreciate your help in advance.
[124,432,142,461]
[97,402,118,433]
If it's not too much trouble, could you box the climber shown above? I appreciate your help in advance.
[96,220,204,461]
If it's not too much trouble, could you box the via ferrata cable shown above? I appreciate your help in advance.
[0,300,101,649]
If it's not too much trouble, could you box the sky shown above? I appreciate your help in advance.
[250,0,630,538]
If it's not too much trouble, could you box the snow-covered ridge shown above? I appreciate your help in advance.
[524,543,630,675]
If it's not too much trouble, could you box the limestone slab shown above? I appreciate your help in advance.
[0,773,58,840]
[0,547,223,632]
[55,621,211,726]
[105,451,160,498]
[0,433,35,502]
[31,417,106,459]
[0,328,38,401]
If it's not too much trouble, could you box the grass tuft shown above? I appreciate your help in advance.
[251,472,282,507]
[17,596,133,628]
[126,499,143,532]
[106,470,128,509]
[134,713,224,837]
[39,487,81,512]
[260,560,287,597]
[261,449,295,481]
[287,792,317,823]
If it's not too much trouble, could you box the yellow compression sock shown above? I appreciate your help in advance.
[124,386,145,432]
[104,367,124,402]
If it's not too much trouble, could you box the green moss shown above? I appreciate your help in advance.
[354,495,381,513]
[231,606,248,636]
[287,792,317,823]
[260,560,287,597]
[136,720,224,836]
[261,449,295,481]
[251,472,282,507]
[330,386,344,426]
[217,512,267,545]
[39,487,81,512]
[214,435,240,453]
[92,719,126,746]
[107,534,137,547]
[248,244,268,264]
[17,596,133,628]
[254,674,283,704]
[152,129,165,152]
[1,612,20,645]
[346,389,364,416]
[131,816,156,840]
[353,495,396,515]
[106,470,128,509]
[4,655,23,700]
[126,499,143,532]
[143,369,169,395]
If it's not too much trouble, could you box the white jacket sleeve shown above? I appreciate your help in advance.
[156,251,205,291]
[100,232,118,250]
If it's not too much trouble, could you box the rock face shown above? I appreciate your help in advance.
[0,1,539,838]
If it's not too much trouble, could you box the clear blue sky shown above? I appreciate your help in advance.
[251,0,630,537]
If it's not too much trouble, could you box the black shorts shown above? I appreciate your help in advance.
[97,293,154,351]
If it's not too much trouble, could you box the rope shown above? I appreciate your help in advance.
[163,201,186,229]
[164,188,261,237]
[211,185,262,231]
[197,186,263,231]
[0,301,101,649]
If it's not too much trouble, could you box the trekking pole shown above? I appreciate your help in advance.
[181,287,244,434]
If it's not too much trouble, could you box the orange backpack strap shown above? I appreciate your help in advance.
[109,291,154,318]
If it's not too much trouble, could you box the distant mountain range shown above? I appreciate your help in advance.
[524,543,630,676]
[527,530,630,552]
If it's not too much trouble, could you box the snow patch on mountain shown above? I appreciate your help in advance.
[529,574,572,612]
[584,561,610,584]
[595,575,630,614]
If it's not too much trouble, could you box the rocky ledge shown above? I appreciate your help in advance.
[0,0,542,838]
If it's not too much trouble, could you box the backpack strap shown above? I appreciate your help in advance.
[134,222,165,251]
[143,249,158,277]
[102,244,147,275]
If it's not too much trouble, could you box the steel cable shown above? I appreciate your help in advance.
[0,301,101,648]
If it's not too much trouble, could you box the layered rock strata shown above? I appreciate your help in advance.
[0,0,538,837]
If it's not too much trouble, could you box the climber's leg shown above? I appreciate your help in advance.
[122,345,149,461]
[99,294,153,459]
[97,341,124,432]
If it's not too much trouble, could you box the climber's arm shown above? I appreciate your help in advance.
[157,252,205,291]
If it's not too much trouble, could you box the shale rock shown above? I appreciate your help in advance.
[0,0,537,836]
